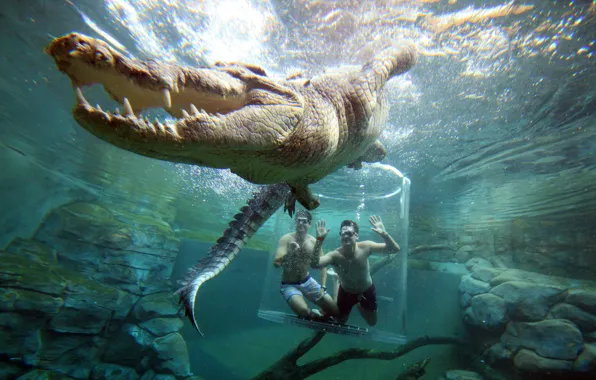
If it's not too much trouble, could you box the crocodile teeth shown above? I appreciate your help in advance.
[155,119,166,133]
[96,104,102,112]
[123,97,134,116]
[74,87,89,106]
[166,124,180,138]
[161,88,172,109]
[181,109,190,118]
[190,104,199,116]
[115,108,121,115]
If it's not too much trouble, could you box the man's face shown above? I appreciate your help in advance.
[339,225,358,246]
[295,216,311,232]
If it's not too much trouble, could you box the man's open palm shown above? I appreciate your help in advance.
[316,220,330,239]
[369,215,386,235]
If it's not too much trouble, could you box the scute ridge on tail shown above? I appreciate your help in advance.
[175,183,290,334]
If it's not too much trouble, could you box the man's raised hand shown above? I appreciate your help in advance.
[316,220,330,240]
[369,215,387,235]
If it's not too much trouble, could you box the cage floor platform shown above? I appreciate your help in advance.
[257,310,407,344]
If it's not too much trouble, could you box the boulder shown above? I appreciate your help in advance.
[459,275,490,296]
[101,323,153,367]
[0,198,190,379]
[1,363,25,379]
[573,343,596,372]
[4,238,57,264]
[139,370,156,380]
[16,369,76,379]
[35,202,179,255]
[547,303,596,332]
[501,319,583,360]
[132,293,179,321]
[91,363,139,379]
[566,287,596,314]
[465,257,493,271]
[461,292,472,308]
[469,293,508,330]
[151,333,191,377]
[33,333,102,378]
[34,202,180,295]
[483,342,513,363]
[513,349,573,371]
[0,313,43,361]
[471,267,503,283]
[0,252,66,296]
[50,307,112,335]
[140,318,184,336]
[441,369,484,380]
[462,307,476,326]
[61,274,137,320]
[489,269,569,288]
[490,281,566,321]
[455,245,475,262]
[1,287,63,314]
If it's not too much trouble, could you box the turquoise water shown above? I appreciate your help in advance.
[175,241,463,379]
[1,1,596,379]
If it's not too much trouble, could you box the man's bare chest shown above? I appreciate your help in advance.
[336,253,368,271]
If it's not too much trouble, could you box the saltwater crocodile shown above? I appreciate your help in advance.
[45,33,417,334]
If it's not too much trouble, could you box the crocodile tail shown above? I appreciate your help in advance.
[175,183,290,335]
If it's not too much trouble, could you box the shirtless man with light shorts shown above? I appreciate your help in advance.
[273,210,340,320]
[316,216,400,326]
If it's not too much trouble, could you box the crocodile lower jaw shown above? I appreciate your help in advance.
[72,87,216,141]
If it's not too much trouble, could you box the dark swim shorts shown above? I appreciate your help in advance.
[337,284,378,316]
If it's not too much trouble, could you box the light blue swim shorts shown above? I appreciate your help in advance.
[280,275,326,303]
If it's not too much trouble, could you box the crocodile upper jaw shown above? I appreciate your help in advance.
[45,33,300,167]
[46,34,250,116]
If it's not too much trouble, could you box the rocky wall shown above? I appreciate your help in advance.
[408,216,596,280]
[459,257,596,377]
[0,201,199,379]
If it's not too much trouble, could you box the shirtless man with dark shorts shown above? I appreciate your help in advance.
[316,216,400,326]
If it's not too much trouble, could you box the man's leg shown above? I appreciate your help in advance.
[336,286,358,324]
[288,294,317,318]
[356,305,378,326]
[326,267,340,302]
[282,285,318,319]
[356,284,378,326]
[314,293,340,318]
[298,277,339,319]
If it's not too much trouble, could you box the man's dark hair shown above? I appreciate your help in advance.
[340,220,359,234]
[295,210,312,223]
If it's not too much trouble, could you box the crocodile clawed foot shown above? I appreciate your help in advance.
[284,191,297,218]
[347,160,363,170]
[283,184,321,217]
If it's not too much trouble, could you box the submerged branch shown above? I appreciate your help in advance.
[252,332,464,380]
[285,331,326,363]
[298,335,464,376]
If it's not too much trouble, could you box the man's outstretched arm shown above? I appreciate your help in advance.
[315,251,336,268]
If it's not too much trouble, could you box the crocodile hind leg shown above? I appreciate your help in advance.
[347,140,387,170]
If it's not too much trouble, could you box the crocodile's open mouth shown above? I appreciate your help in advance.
[45,33,254,142]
